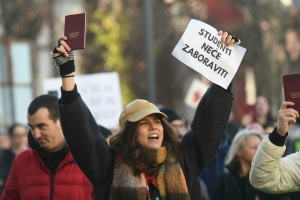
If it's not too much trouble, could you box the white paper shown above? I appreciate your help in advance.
[172,19,246,89]
[43,72,123,129]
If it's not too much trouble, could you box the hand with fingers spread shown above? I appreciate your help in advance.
[276,101,300,136]
[218,31,241,46]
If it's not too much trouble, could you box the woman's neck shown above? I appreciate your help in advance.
[239,160,250,177]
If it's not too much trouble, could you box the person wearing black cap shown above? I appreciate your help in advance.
[51,31,239,200]
[160,107,186,139]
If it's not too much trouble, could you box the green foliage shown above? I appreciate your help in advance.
[88,9,135,104]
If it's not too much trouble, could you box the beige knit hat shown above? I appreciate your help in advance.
[119,99,167,128]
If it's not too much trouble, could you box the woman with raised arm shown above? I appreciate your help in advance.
[51,31,239,200]
[250,101,300,193]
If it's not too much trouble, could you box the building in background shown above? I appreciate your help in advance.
[0,0,84,132]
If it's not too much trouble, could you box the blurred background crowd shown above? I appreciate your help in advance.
[1,0,300,199]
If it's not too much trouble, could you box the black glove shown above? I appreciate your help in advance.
[232,35,241,45]
[51,45,75,76]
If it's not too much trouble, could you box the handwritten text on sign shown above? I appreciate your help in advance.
[172,19,246,89]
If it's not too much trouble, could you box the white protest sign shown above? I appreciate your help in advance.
[184,79,209,109]
[172,19,246,89]
[43,72,123,129]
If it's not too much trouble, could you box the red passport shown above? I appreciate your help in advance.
[64,13,86,50]
[283,73,300,110]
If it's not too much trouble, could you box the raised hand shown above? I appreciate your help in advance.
[218,31,240,47]
[56,35,71,57]
[276,101,299,136]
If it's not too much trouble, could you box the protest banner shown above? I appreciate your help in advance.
[43,72,123,129]
[172,19,246,89]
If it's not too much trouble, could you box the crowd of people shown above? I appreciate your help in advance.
[0,124,28,195]
[200,96,300,200]
[0,28,299,200]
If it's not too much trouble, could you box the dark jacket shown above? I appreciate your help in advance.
[214,166,288,200]
[58,83,234,200]
[200,135,230,199]
[0,150,15,196]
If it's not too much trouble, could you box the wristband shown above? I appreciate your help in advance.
[58,60,75,76]
[61,74,74,78]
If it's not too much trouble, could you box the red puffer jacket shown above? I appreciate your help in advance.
[1,149,93,200]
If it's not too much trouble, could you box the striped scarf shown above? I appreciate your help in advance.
[109,147,190,200]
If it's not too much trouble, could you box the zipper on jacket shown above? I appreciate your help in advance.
[50,174,54,200]
[49,160,75,200]
[32,149,75,200]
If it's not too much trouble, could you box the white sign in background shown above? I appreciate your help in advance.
[184,79,209,109]
[172,19,247,89]
[43,72,122,129]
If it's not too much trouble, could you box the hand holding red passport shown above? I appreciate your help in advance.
[283,73,300,111]
[64,13,86,50]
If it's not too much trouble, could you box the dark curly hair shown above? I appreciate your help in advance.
[109,115,181,175]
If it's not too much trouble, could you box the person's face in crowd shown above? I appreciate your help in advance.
[285,28,300,61]
[135,114,164,149]
[170,119,186,137]
[0,134,11,150]
[27,108,65,152]
[11,125,28,149]
[246,122,264,134]
[238,135,261,164]
[255,96,269,117]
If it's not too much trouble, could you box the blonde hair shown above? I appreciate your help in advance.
[225,128,263,165]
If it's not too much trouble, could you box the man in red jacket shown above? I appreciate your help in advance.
[1,94,94,200]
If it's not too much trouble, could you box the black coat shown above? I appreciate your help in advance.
[0,149,15,196]
[214,166,288,200]
[59,83,234,200]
